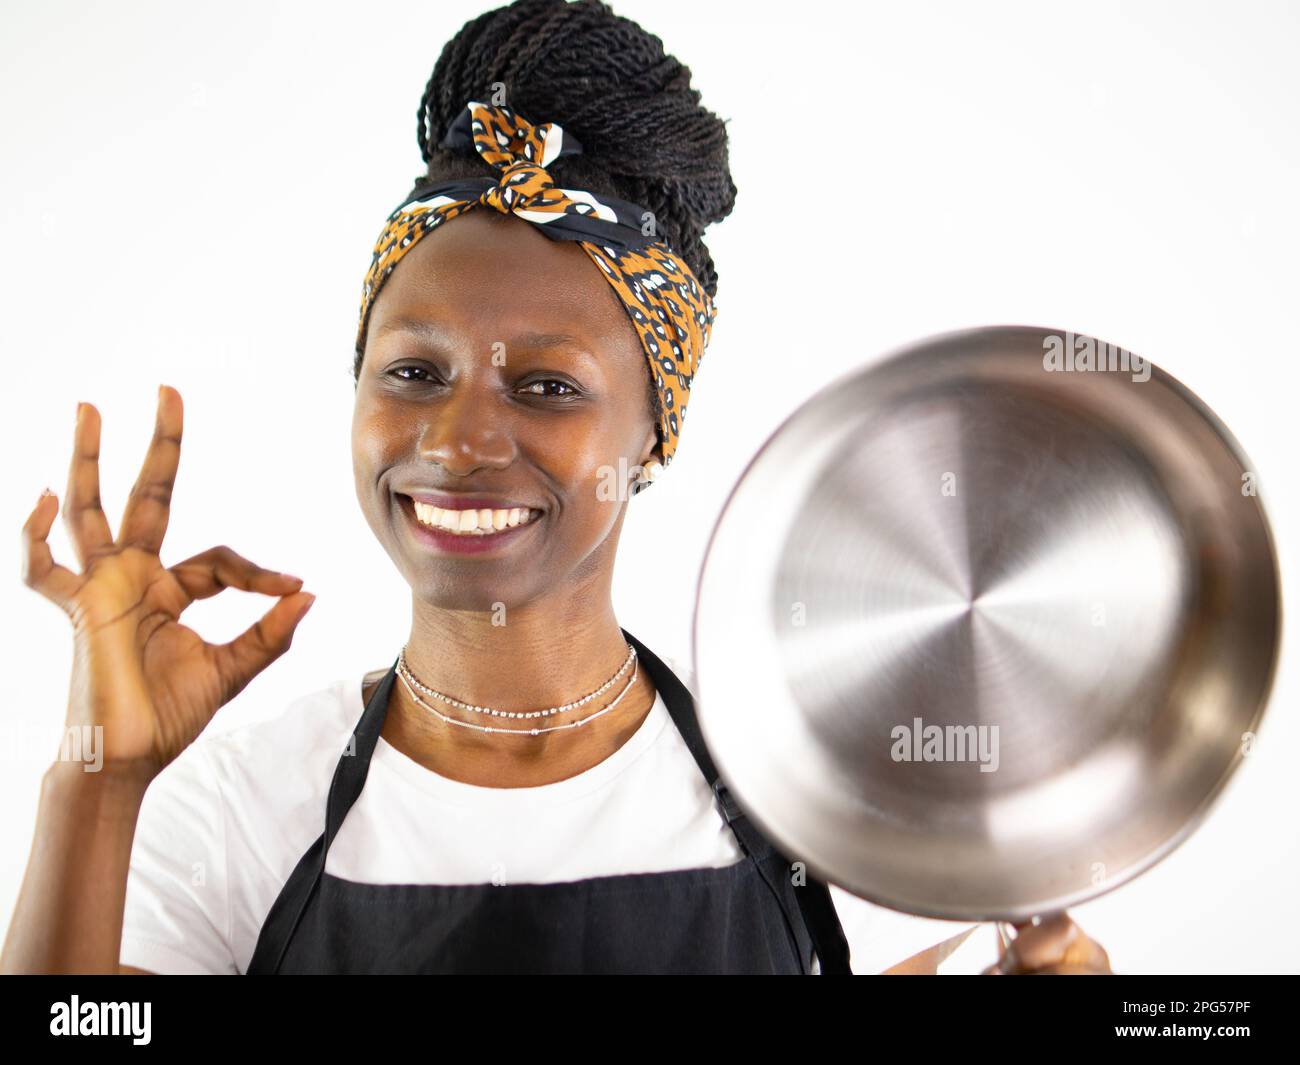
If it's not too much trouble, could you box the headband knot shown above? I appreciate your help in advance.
[437,101,609,224]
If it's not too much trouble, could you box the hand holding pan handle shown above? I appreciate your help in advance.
[987,911,1114,974]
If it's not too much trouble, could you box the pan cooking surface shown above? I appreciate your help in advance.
[692,326,1280,921]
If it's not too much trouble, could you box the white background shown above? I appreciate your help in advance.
[1,0,1296,974]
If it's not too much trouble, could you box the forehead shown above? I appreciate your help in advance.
[366,209,637,354]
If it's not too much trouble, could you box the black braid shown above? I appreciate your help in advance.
[360,0,736,435]
[416,0,733,290]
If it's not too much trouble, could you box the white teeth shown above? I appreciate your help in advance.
[410,500,539,535]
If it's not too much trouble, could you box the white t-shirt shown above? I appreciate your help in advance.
[120,652,998,975]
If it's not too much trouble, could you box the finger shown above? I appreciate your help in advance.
[20,489,82,608]
[118,385,183,555]
[1006,914,1108,972]
[64,402,114,567]
[209,592,316,702]
[1054,923,1112,973]
[169,544,304,606]
[1003,913,1075,970]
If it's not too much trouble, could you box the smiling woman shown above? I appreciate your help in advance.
[4,0,816,977]
[3,0,1103,978]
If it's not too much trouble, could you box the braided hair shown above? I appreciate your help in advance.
[357,0,736,437]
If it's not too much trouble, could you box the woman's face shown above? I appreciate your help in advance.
[352,210,659,609]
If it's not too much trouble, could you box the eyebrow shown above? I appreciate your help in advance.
[375,317,596,361]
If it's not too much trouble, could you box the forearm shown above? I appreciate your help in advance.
[1,759,154,973]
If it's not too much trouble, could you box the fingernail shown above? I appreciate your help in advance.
[300,593,316,609]
[279,572,304,583]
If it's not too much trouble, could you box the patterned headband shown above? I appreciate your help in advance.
[355,99,718,480]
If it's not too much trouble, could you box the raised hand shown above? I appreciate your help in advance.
[20,386,315,776]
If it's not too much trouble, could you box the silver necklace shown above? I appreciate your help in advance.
[395,643,641,737]
[397,642,636,718]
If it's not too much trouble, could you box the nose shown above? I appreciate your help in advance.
[416,378,516,475]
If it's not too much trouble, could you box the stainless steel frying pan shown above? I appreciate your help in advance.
[691,324,1281,923]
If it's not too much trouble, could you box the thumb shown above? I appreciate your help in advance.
[213,591,315,700]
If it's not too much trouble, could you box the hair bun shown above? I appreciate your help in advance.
[415,0,734,298]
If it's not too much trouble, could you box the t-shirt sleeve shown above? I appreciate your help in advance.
[120,741,238,974]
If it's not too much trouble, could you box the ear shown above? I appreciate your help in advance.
[640,425,663,469]
[629,440,663,496]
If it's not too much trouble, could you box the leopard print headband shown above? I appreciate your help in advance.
[355,99,718,482]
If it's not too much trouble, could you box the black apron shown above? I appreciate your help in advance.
[246,629,851,974]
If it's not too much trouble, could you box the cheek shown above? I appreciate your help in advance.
[353,404,388,457]
[541,416,641,539]
[351,392,405,503]
[541,404,632,479]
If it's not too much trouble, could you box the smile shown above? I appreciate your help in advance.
[394,494,544,554]
[410,501,542,536]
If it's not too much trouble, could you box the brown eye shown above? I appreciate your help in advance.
[521,379,579,398]
[389,366,434,382]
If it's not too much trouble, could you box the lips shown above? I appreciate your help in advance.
[394,493,542,554]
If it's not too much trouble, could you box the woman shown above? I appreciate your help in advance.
[3,0,1111,975]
